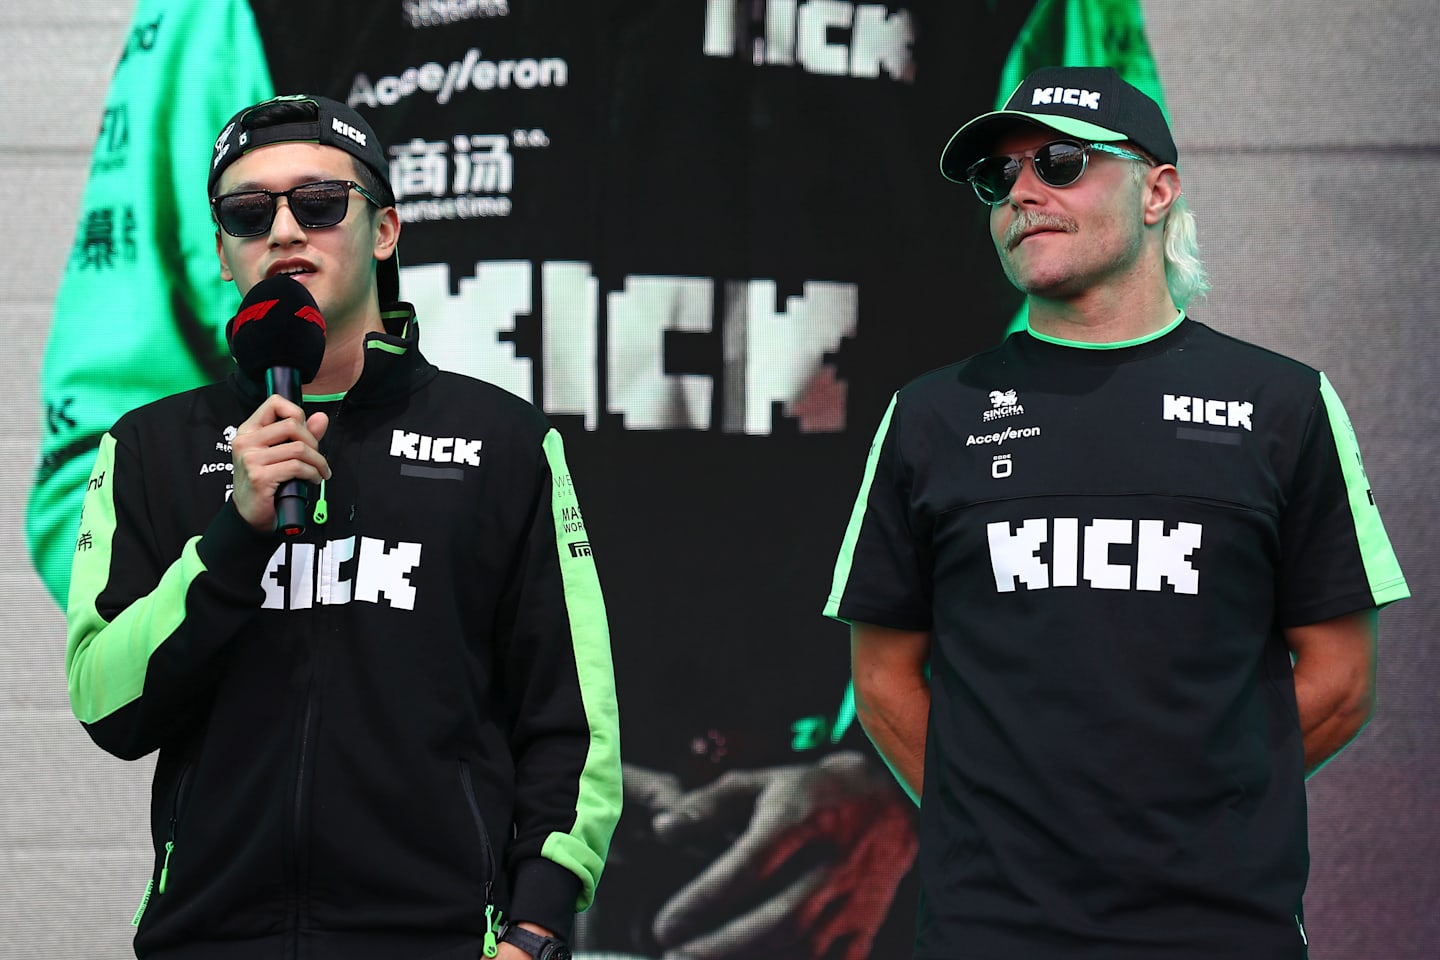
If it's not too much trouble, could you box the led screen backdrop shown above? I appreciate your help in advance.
[1,2,1435,958]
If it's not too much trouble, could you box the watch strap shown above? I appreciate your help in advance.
[499,923,565,959]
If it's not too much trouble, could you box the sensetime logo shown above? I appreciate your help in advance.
[388,131,529,223]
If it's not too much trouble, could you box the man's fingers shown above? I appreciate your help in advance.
[307,410,329,444]
[652,800,806,947]
[247,436,329,471]
[652,769,769,841]
[231,397,331,531]
[234,403,331,482]
[623,764,683,814]
[238,392,305,432]
[657,865,826,960]
[238,415,322,454]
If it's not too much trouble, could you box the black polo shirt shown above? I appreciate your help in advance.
[827,316,1409,959]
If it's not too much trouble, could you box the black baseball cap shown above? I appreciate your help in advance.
[940,67,1177,183]
[209,94,400,303]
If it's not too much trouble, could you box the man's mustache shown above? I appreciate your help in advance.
[1005,212,1077,250]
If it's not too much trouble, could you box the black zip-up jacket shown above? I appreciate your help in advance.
[65,306,621,959]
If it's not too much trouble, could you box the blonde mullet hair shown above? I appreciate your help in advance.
[1130,159,1211,308]
[1163,192,1210,308]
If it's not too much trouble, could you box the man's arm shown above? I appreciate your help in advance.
[850,622,931,805]
[67,396,324,760]
[500,427,622,939]
[1285,607,1379,778]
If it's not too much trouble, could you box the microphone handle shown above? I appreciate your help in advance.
[264,365,308,537]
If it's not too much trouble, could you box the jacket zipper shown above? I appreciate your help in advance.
[312,397,343,528]
[288,673,317,954]
[459,759,501,957]
[289,398,343,952]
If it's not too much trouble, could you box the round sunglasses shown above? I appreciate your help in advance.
[211,179,382,237]
[963,140,1153,205]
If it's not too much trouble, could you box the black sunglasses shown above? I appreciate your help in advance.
[211,179,382,237]
[964,140,1153,205]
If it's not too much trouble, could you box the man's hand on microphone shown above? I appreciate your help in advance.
[232,394,331,532]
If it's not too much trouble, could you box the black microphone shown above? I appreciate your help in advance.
[226,275,328,537]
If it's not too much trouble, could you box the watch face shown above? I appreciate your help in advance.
[538,943,571,960]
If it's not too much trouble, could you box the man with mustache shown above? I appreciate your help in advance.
[825,66,1408,959]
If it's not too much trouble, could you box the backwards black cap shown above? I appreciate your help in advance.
[209,94,400,304]
[940,67,1177,183]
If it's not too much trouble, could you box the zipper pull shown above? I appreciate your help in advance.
[483,903,502,958]
[158,840,175,895]
[312,478,328,526]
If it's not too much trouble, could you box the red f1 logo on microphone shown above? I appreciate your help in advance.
[296,305,326,332]
[228,298,278,338]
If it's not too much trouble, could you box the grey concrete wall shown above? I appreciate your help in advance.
[1,4,150,958]
[2,1,1435,957]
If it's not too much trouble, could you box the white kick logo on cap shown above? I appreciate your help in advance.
[1031,88,1101,110]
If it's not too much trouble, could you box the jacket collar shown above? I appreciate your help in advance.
[230,301,438,406]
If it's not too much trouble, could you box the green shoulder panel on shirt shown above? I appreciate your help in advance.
[1317,373,1410,607]
[825,393,900,621]
[539,429,622,910]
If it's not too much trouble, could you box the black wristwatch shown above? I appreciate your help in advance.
[498,922,571,960]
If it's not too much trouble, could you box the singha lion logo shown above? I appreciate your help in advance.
[989,389,1018,408]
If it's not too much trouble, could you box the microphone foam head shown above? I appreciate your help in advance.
[226,275,328,382]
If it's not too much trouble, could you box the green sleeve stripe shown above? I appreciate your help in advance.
[824,393,899,620]
[65,434,209,724]
[538,429,622,910]
[1317,374,1409,606]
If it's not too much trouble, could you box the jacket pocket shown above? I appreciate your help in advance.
[158,761,193,895]
[133,761,191,926]
[458,758,498,898]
